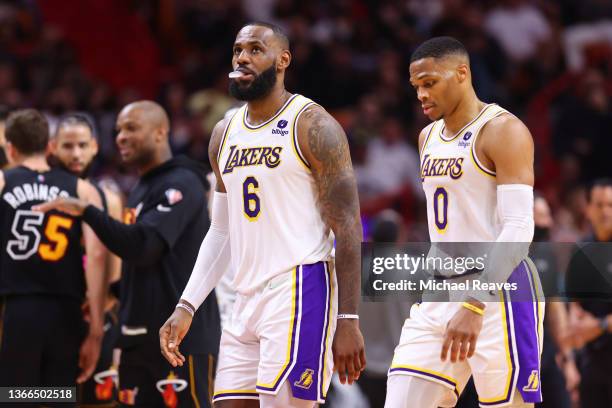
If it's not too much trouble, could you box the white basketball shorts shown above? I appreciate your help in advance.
[213,261,337,404]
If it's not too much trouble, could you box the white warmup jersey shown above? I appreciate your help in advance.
[218,94,334,295]
[388,104,545,407]
[420,103,509,242]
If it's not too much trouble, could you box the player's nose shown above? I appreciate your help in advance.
[235,49,251,66]
[116,131,127,145]
[416,88,429,102]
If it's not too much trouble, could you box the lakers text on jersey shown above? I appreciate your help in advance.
[218,94,334,295]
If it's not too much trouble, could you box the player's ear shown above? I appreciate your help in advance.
[156,126,168,144]
[91,137,99,156]
[5,142,18,164]
[277,49,291,71]
[456,64,469,84]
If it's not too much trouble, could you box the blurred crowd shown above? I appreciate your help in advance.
[0,1,611,407]
[0,0,610,239]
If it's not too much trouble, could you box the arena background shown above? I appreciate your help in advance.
[0,1,611,407]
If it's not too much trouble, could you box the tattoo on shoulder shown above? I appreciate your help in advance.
[301,107,359,227]
[302,107,351,172]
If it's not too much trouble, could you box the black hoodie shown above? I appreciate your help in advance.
[83,155,220,353]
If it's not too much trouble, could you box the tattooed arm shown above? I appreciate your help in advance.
[297,104,366,384]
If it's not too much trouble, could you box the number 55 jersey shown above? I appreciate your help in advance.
[218,94,334,296]
[0,166,85,300]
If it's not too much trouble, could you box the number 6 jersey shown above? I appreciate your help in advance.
[420,103,509,243]
[218,94,334,295]
[0,166,85,300]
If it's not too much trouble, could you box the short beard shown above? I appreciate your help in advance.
[49,155,92,179]
[229,65,277,101]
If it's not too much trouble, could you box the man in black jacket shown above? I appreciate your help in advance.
[36,101,221,408]
[564,178,612,407]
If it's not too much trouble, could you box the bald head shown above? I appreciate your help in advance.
[115,100,172,172]
[120,100,170,134]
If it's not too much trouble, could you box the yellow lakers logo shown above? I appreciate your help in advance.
[522,370,540,392]
[294,369,315,390]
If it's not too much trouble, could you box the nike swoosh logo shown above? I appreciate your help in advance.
[157,204,172,212]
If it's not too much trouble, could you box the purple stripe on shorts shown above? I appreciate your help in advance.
[510,261,542,403]
[480,260,542,406]
[287,261,330,402]
[319,263,332,400]
[509,261,543,403]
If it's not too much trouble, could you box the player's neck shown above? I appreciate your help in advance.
[443,93,486,136]
[19,155,50,172]
[137,148,172,175]
[246,87,291,126]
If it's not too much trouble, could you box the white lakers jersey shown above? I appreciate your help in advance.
[420,104,510,242]
[218,94,334,295]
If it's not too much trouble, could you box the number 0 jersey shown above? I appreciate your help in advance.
[0,166,84,300]
[420,104,509,242]
[219,94,334,295]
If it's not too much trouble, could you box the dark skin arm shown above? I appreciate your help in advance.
[297,105,366,384]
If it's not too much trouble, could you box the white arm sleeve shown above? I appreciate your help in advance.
[468,184,534,302]
[495,184,534,244]
[181,192,231,310]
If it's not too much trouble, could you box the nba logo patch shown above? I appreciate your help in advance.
[165,189,183,206]
[277,119,288,129]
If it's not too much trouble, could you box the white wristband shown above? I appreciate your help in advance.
[337,314,359,320]
[176,303,195,317]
